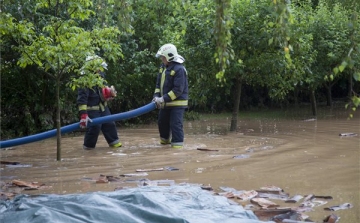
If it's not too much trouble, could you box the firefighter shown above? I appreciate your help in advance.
[153,44,189,149]
[77,55,122,150]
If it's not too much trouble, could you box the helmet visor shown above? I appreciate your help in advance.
[155,48,163,58]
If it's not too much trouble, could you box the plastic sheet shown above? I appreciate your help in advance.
[0,185,274,223]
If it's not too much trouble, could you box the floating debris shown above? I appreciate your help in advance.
[111,153,127,156]
[135,168,164,172]
[312,195,333,200]
[11,180,50,190]
[195,167,205,173]
[124,178,150,183]
[200,184,213,191]
[215,185,351,222]
[257,185,284,194]
[138,179,175,187]
[285,195,304,203]
[82,175,122,183]
[270,210,303,222]
[217,186,246,198]
[253,208,292,220]
[237,190,258,201]
[245,147,255,153]
[164,166,179,171]
[323,214,340,223]
[5,164,32,168]
[257,192,289,201]
[95,174,109,183]
[120,172,149,177]
[233,154,250,159]
[291,206,314,213]
[260,146,274,150]
[196,148,219,152]
[244,204,256,210]
[324,203,353,211]
[0,191,18,201]
[303,118,316,122]
[339,133,358,137]
[250,197,279,208]
[106,176,122,182]
[0,161,20,165]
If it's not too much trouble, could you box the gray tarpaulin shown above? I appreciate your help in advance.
[0,185,274,223]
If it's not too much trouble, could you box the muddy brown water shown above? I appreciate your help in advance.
[1,109,359,222]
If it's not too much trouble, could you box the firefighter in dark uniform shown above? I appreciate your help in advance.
[77,55,122,150]
[153,44,188,149]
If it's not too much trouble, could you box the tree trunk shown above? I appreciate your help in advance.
[230,78,242,132]
[348,72,353,100]
[325,84,332,108]
[56,77,62,161]
[294,86,299,108]
[310,89,317,117]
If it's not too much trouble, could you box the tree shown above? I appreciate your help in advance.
[227,0,305,130]
[1,0,124,160]
[310,3,352,110]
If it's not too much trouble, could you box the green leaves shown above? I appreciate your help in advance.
[354,72,360,81]
[214,0,233,81]
[69,73,106,90]
[4,0,124,90]
[339,61,348,72]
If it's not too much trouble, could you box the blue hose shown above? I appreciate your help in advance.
[0,102,157,149]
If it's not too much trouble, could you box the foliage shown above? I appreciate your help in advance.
[214,0,233,80]
[1,0,359,142]
[184,110,200,121]
[0,0,125,160]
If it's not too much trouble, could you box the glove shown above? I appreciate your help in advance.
[80,113,92,129]
[153,97,164,109]
[102,85,117,101]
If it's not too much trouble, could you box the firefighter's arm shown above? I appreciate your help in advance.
[77,88,92,128]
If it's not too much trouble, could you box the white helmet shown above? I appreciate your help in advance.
[86,55,108,70]
[156,43,185,63]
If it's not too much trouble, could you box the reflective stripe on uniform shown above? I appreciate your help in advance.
[160,69,166,96]
[166,100,188,107]
[154,88,160,93]
[87,106,100,110]
[168,90,176,100]
[79,104,87,111]
[85,101,108,111]
[99,103,105,112]
[99,101,107,112]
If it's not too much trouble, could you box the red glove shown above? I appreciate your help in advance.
[80,114,92,129]
[102,85,117,101]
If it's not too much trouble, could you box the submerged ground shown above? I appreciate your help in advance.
[1,106,359,222]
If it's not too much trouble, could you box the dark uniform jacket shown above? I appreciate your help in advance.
[77,72,108,114]
[77,87,104,115]
[153,62,188,109]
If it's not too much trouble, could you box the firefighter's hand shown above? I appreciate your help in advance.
[109,85,117,97]
[102,86,117,101]
[80,114,92,129]
[153,97,164,109]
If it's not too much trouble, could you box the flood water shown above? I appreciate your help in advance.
[1,107,359,222]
